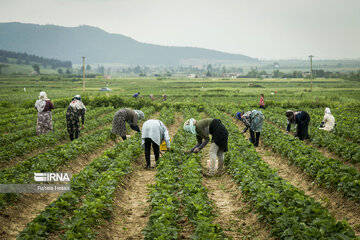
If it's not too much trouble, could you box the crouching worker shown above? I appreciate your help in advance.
[318,107,335,131]
[111,108,144,140]
[236,110,264,147]
[141,119,171,169]
[183,118,228,176]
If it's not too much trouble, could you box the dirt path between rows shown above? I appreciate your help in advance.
[0,112,157,240]
[231,115,360,236]
[199,143,274,239]
[96,114,183,240]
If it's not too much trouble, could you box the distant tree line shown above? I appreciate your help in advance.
[0,49,72,69]
[242,68,360,81]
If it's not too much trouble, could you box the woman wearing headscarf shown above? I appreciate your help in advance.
[183,118,228,176]
[111,108,144,140]
[259,94,265,109]
[236,110,265,147]
[286,110,310,140]
[66,95,86,141]
[141,119,171,169]
[318,107,335,131]
[34,91,54,135]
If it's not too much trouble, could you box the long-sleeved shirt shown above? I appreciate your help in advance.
[287,111,310,132]
[190,118,213,151]
[320,113,335,131]
[124,108,138,127]
[141,119,170,148]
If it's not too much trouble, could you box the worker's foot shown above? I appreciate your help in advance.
[203,171,215,177]
[215,170,225,176]
[144,166,150,170]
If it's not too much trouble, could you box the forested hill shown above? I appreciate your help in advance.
[0,22,257,65]
[0,49,72,69]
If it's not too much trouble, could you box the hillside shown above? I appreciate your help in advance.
[0,22,257,65]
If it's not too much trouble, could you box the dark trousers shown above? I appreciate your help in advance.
[144,138,160,167]
[69,131,79,141]
[250,130,261,147]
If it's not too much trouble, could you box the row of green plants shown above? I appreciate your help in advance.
[0,106,113,148]
[0,107,114,164]
[0,107,65,133]
[262,107,360,163]
[17,134,143,239]
[17,105,160,239]
[0,127,111,209]
[306,107,360,144]
[144,107,224,239]
[207,106,359,239]
[61,106,170,239]
[260,121,360,203]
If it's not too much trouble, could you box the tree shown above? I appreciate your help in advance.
[57,69,64,75]
[86,64,91,71]
[97,65,105,75]
[32,64,40,74]
[66,68,71,75]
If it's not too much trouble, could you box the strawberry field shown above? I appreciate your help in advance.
[0,75,360,239]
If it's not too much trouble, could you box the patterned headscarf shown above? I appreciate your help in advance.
[183,118,197,134]
[134,110,145,120]
[325,107,331,114]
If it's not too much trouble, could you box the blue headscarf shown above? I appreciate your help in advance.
[236,112,242,120]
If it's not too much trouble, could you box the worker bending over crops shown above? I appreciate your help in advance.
[286,110,310,140]
[35,91,55,135]
[66,95,86,141]
[236,110,265,147]
[111,108,144,140]
[183,118,228,176]
[318,107,335,131]
[141,119,171,169]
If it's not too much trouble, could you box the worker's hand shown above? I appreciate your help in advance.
[81,124,85,130]
[184,150,191,154]
[193,147,200,153]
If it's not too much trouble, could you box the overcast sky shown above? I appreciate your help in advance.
[1,0,359,60]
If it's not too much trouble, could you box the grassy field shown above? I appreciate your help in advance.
[1,75,360,106]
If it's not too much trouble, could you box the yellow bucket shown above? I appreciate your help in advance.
[160,139,171,151]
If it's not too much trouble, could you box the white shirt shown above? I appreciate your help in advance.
[141,119,170,148]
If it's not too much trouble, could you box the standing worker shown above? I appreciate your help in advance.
[162,94,167,101]
[141,119,171,169]
[236,110,264,147]
[35,91,54,135]
[286,110,310,140]
[259,94,265,109]
[66,95,86,141]
[318,107,335,131]
[183,118,228,176]
[111,108,144,140]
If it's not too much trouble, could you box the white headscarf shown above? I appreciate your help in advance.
[325,107,331,114]
[183,118,197,134]
[134,110,144,120]
[35,91,49,112]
